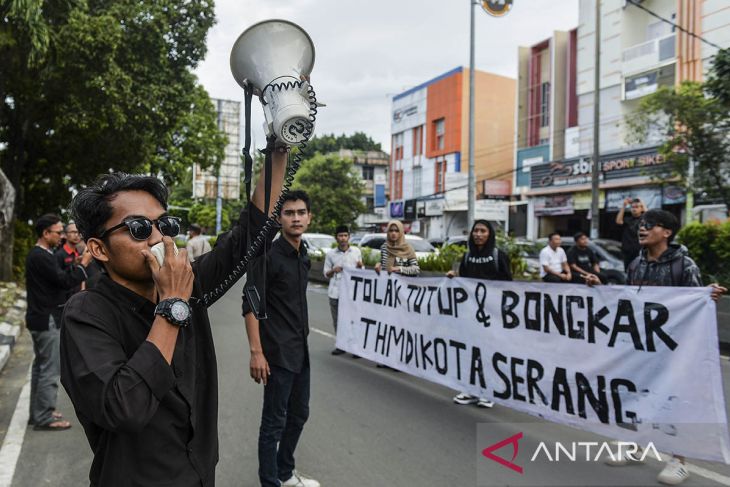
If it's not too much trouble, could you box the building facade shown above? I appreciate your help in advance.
[333,149,390,231]
[193,98,241,201]
[389,67,516,239]
[518,0,730,240]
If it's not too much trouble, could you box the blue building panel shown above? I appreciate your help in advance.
[374,184,386,207]
[516,145,550,187]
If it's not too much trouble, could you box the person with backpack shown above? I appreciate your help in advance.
[585,209,726,485]
[446,219,512,408]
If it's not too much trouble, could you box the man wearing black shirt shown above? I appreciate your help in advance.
[615,197,645,270]
[55,222,84,298]
[567,232,606,284]
[60,151,286,487]
[26,214,92,430]
[243,190,318,487]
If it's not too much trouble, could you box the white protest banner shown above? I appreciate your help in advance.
[335,269,730,463]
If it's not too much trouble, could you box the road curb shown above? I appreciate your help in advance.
[0,284,26,376]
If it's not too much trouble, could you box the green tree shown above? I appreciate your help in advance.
[292,154,366,234]
[189,203,229,234]
[304,132,382,155]
[1,0,223,279]
[628,48,730,214]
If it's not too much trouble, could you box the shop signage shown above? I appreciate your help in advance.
[530,148,668,190]
[534,194,574,216]
[389,200,404,219]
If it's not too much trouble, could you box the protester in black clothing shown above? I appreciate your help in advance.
[447,219,512,282]
[60,151,287,487]
[586,209,726,485]
[243,190,319,487]
[615,197,645,270]
[27,214,92,431]
[447,219,511,409]
[567,232,606,284]
[55,222,85,297]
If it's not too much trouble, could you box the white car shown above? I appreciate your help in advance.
[358,233,437,260]
[302,233,336,256]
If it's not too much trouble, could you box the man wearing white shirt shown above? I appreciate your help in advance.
[539,232,572,283]
[323,225,363,355]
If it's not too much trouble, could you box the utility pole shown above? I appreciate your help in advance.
[468,0,476,230]
[590,0,601,239]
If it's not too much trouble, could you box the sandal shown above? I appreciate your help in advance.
[33,420,72,431]
[28,411,63,426]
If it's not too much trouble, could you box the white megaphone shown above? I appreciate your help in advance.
[230,20,317,146]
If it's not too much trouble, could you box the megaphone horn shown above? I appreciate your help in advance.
[230,20,317,146]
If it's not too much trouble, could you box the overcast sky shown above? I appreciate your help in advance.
[195,0,579,152]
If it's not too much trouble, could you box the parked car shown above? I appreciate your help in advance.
[358,233,437,260]
[428,237,446,249]
[533,237,626,284]
[302,233,336,257]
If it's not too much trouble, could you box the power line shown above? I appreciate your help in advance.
[626,0,723,50]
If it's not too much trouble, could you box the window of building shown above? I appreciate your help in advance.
[433,119,445,151]
[540,82,550,128]
[365,196,375,212]
[362,165,374,180]
[394,169,404,200]
[412,125,424,156]
[413,166,422,197]
[394,132,404,160]
[434,159,447,193]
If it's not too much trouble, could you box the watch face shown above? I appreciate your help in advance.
[170,301,190,322]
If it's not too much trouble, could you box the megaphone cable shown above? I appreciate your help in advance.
[192,79,318,308]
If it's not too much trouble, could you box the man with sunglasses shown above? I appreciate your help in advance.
[26,214,92,431]
[60,152,287,487]
[586,209,726,484]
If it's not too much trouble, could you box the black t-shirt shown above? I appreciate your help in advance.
[621,215,641,257]
[566,246,598,274]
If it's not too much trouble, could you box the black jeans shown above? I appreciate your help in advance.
[259,363,311,487]
[542,272,569,283]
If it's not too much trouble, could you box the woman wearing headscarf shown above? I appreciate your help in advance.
[374,220,420,276]
[447,219,512,408]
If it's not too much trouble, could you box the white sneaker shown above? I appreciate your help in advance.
[476,398,494,408]
[604,446,644,466]
[453,393,478,405]
[657,458,690,485]
[280,471,320,487]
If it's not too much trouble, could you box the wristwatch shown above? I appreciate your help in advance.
[154,298,191,327]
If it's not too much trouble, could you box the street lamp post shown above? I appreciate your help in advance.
[469,1,513,231]
[590,0,601,239]
[468,0,476,230]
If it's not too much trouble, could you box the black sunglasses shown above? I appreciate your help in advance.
[99,216,181,241]
[638,220,665,230]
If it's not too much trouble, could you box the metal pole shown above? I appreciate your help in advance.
[685,157,695,223]
[215,99,223,235]
[590,0,601,239]
[468,0,476,230]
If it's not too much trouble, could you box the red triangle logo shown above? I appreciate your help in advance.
[481,432,524,474]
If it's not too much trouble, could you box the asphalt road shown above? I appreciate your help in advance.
[3,282,730,486]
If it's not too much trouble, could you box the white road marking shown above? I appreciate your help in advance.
[310,326,336,339]
[0,364,31,487]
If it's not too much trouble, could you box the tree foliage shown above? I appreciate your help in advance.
[292,154,366,235]
[304,132,382,155]
[628,48,730,214]
[0,0,223,222]
[189,203,229,234]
